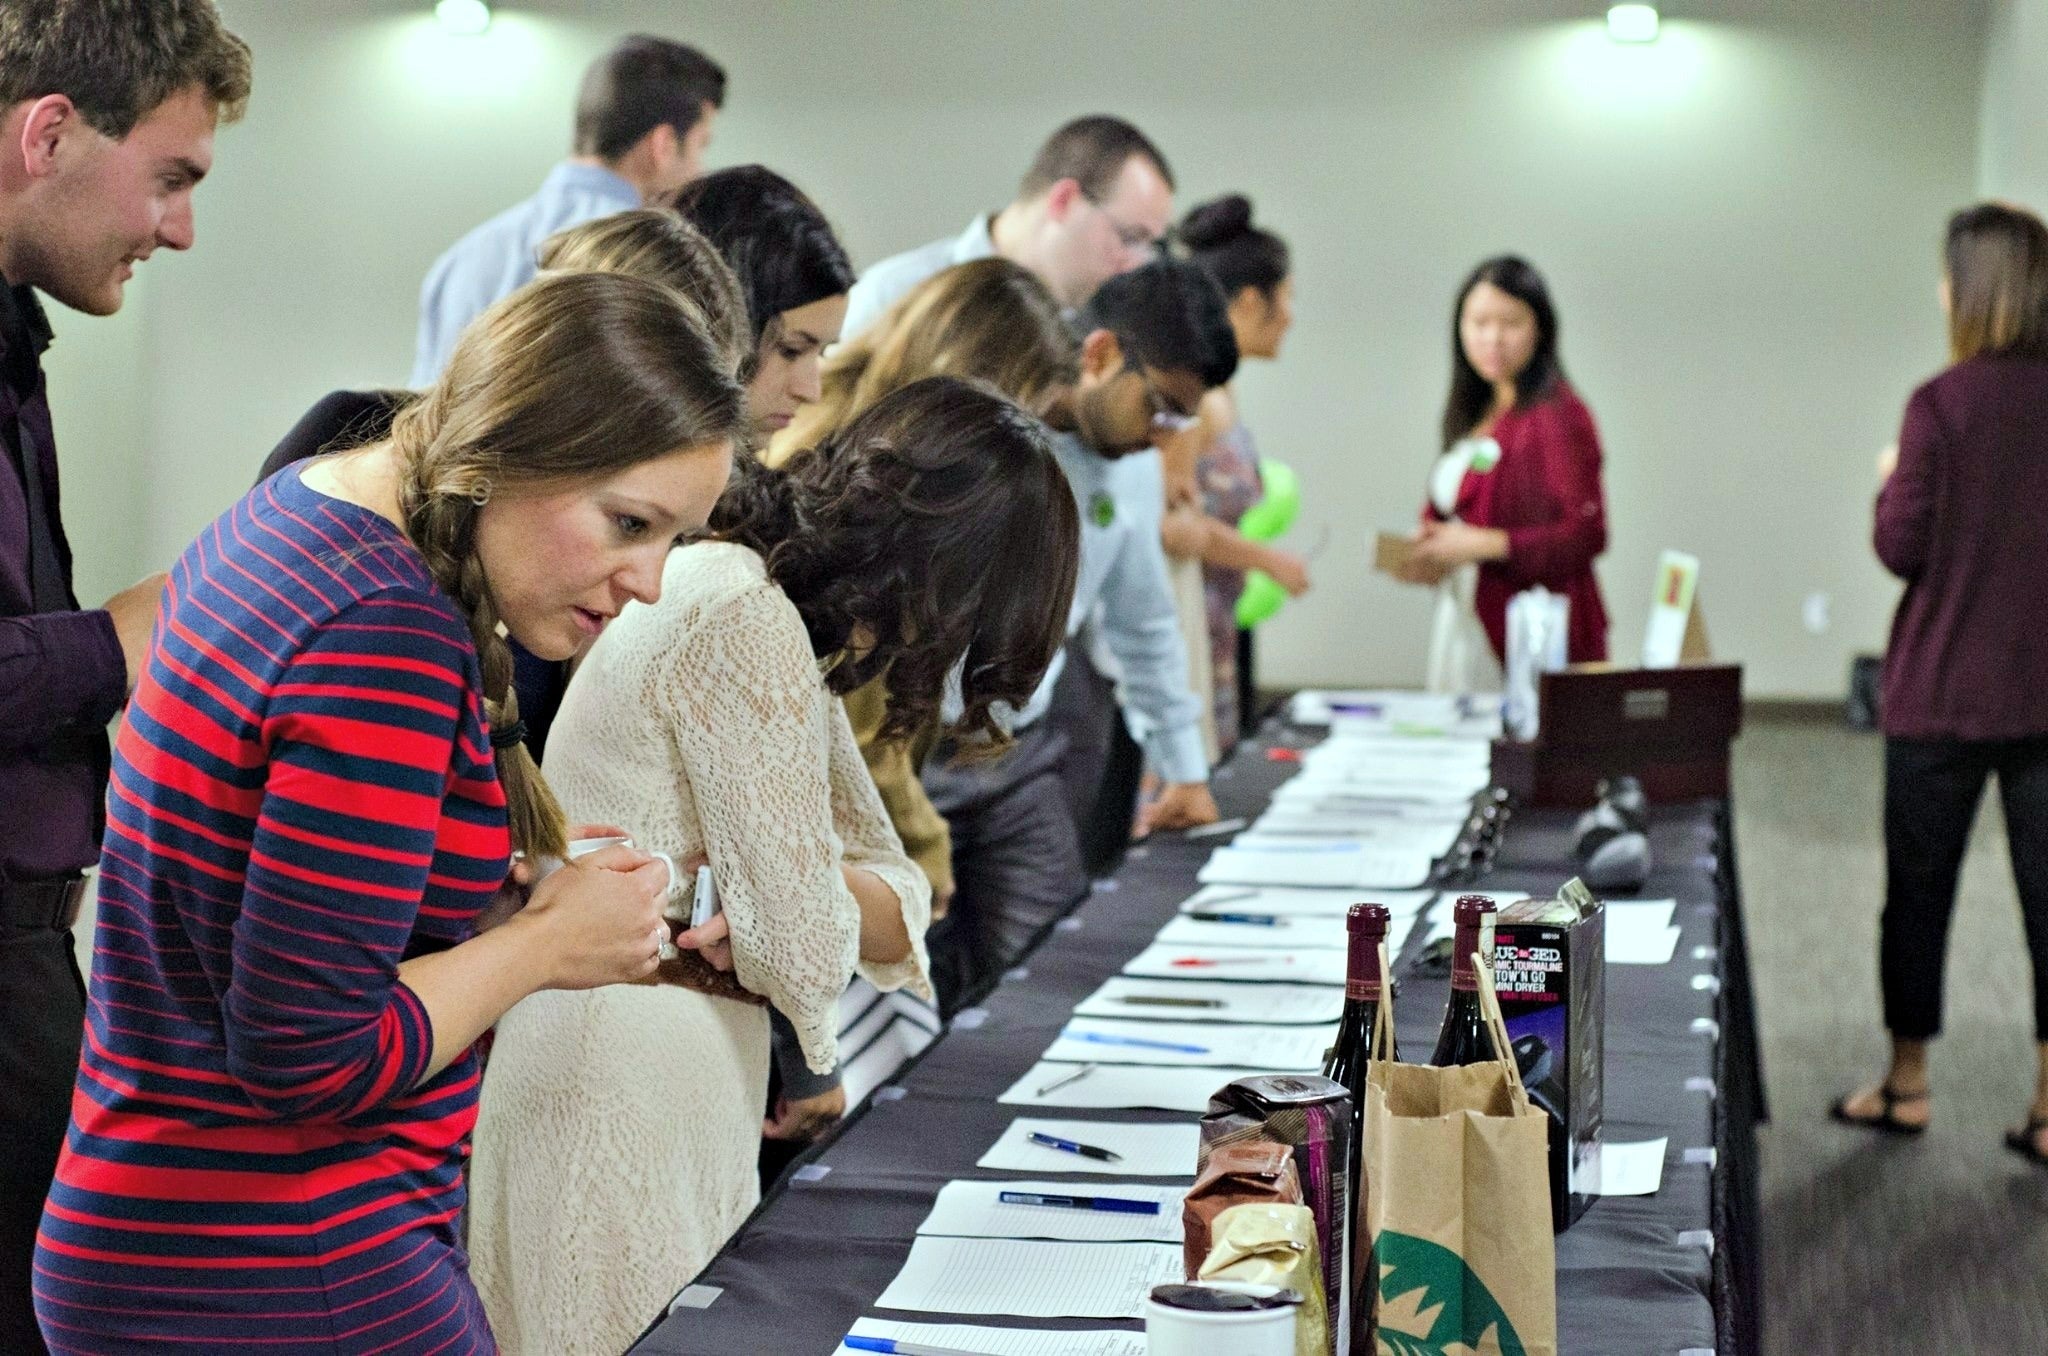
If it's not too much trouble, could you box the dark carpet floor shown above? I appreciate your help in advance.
[1738,711,2048,1353]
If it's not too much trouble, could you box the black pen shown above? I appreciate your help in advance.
[1113,995,1227,1009]
[1185,911,1283,926]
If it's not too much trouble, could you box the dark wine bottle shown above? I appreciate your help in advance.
[1324,903,1394,1127]
[1430,894,1498,1067]
[1324,903,1391,1356]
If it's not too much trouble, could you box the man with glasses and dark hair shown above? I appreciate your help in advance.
[841,113,1173,339]
[411,33,726,383]
[921,259,1233,1013]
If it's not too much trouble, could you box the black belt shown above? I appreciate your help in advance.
[0,876,90,930]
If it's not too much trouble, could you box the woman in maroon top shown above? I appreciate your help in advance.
[1835,203,2048,1162]
[1400,256,1609,676]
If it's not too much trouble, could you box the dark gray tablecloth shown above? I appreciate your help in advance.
[631,728,1761,1356]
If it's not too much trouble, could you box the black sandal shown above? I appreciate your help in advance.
[1829,1084,1930,1136]
[2003,1117,2048,1165]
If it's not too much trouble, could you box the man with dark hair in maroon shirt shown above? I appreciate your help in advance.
[0,3,249,1349]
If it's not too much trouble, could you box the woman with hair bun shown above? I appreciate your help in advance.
[1166,193,1312,757]
[672,164,857,440]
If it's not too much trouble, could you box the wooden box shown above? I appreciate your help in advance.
[1490,663,1743,806]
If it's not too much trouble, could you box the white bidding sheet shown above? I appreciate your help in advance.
[915,1179,1186,1243]
[997,1062,1258,1112]
[838,1319,1148,1355]
[976,1117,1200,1177]
[872,1238,1183,1319]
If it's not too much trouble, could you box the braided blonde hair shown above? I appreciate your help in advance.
[392,270,750,857]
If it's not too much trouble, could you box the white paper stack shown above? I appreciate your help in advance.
[838,1320,1147,1356]
[916,1180,1186,1243]
[977,1118,1201,1176]
[1246,810,1467,857]
[1153,912,1346,952]
[873,1237,1182,1318]
[1287,690,1501,740]
[1418,891,1526,948]
[1597,1138,1669,1195]
[1605,899,1683,965]
[998,1061,1260,1112]
[1284,761,1492,804]
[1044,1018,1335,1070]
[1178,885,1433,918]
[1074,975,1346,1026]
[1122,942,1348,986]
[1197,841,1436,890]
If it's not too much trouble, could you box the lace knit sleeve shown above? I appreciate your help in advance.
[649,577,872,1072]
[824,694,933,998]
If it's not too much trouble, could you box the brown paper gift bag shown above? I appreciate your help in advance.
[1360,949,1557,1356]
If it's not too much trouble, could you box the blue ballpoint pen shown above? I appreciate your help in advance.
[1026,1131,1123,1162]
[1064,1029,1210,1054]
[843,1337,995,1356]
[1184,910,1283,926]
[998,1190,1162,1215]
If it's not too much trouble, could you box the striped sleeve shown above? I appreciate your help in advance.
[221,589,478,1122]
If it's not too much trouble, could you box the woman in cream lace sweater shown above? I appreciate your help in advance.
[466,377,1080,1356]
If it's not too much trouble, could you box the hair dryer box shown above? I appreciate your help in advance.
[1491,883,1604,1233]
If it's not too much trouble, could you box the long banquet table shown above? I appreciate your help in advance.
[630,719,1765,1356]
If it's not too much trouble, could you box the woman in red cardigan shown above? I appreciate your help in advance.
[1399,256,1609,684]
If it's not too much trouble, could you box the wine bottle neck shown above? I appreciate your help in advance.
[1344,929,1385,1003]
[1448,916,1495,992]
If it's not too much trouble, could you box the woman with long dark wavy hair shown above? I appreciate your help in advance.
[465,377,1080,1355]
[1398,256,1610,687]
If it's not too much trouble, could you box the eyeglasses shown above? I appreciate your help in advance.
[1138,369,1201,435]
[1082,191,1163,255]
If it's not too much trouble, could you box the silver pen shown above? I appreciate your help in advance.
[1034,1062,1098,1096]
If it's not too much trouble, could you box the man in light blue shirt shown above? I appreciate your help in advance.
[922,259,1238,1012]
[841,114,1174,341]
[410,35,725,385]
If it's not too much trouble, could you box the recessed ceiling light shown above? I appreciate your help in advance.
[435,0,492,36]
[1607,3,1660,43]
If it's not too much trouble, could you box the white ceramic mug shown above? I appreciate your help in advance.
[1144,1281,1299,1356]
[529,836,684,959]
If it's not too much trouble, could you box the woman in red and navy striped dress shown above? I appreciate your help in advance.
[33,272,749,1353]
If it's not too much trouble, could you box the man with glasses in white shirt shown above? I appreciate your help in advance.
[922,260,1233,1013]
[841,114,1173,339]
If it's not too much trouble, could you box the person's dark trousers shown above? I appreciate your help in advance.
[1236,626,1259,743]
[1881,735,2048,1041]
[1044,640,1142,880]
[1081,722,1144,879]
[758,1007,842,1192]
[1,918,85,1355]
[923,721,1088,1017]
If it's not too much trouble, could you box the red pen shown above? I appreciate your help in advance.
[1168,955,1297,967]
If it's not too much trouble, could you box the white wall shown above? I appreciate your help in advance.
[1981,0,2048,206]
[45,0,1992,696]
